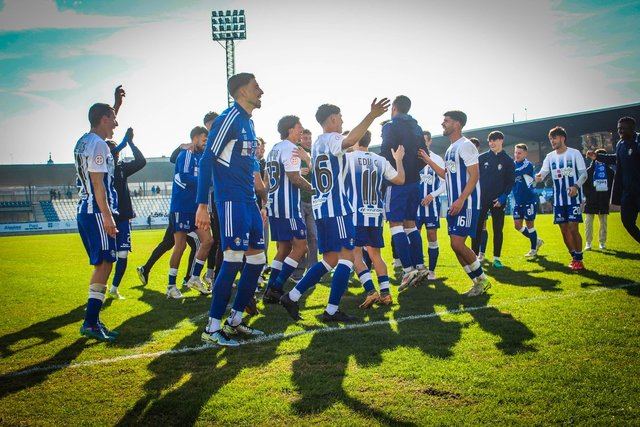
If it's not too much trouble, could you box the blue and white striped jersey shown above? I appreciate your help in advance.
[266,140,301,219]
[346,150,398,227]
[196,102,258,204]
[311,132,352,219]
[170,149,201,213]
[444,137,481,210]
[417,151,446,218]
[539,147,586,206]
[74,132,118,215]
[512,159,537,205]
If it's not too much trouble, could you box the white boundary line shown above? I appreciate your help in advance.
[2,283,637,379]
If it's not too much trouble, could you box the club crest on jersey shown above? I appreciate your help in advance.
[629,148,633,155]
[498,164,503,170]
[446,160,457,173]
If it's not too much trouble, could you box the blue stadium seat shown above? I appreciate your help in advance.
[40,200,60,222]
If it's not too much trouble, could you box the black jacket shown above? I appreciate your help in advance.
[113,143,146,221]
[380,114,427,184]
[596,134,640,205]
[478,150,515,206]
[583,161,614,214]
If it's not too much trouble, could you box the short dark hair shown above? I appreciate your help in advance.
[423,130,432,139]
[302,129,312,135]
[277,115,300,140]
[469,137,480,148]
[618,116,636,127]
[203,111,219,125]
[515,143,528,151]
[227,72,255,98]
[257,137,265,146]
[358,130,372,147]
[549,126,567,139]
[88,103,114,128]
[444,110,467,128]
[393,95,411,114]
[316,104,341,125]
[488,131,504,141]
[190,126,208,140]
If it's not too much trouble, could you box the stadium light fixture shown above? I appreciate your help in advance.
[211,9,247,106]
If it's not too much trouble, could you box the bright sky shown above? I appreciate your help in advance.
[0,0,639,164]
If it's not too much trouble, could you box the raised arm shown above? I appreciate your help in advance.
[122,129,146,177]
[341,98,391,149]
[418,149,446,179]
[387,146,405,185]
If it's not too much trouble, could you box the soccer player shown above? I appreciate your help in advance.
[469,137,488,259]
[262,116,313,303]
[346,130,405,307]
[418,110,491,297]
[279,98,391,323]
[587,116,640,244]
[75,102,120,342]
[196,73,267,347]
[381,96,429,289]
[166,127,213,298]
[512,143,543,257]
[107,127,146,299]
[582,149,614,250]
[416,130,446,281]
[535,126,587,270]
[471,131,515,268]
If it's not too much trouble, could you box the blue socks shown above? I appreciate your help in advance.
[328,260,353,306]
[168,267,178,286]
[427,241,439,272]
[291,260,330,299]
[191,258,205,279]
[274,257,298,290]
[266,260,282,290]
[378,275,390,293]
[358,269,375,293]
[465,260,484,280]
[406,228,424,268]
[528,227,538,250]
[231,254,264,312]
[209,260,243,319]
[391,226,412,269]
[84,284,106,327]
[112,255,127,288]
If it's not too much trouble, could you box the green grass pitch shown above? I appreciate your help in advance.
[0,214,639,425]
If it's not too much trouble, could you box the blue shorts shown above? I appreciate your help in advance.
[115,219,132,251]
[269,216,306,242]
[77,213,116,265]
[446,208,480,238]
[170,212,196,233]
[217,200,265,251]
[416,216,440,230]
[316,215,355,254]
[554,204,582,224]
[385,182,420,222]
[512,203,537,221]
[355,225,384,248]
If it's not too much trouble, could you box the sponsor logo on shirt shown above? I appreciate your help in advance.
[358,206,384,216]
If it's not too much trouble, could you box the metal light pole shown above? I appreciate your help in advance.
[211,9,247,107]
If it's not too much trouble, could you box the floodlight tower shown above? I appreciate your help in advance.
[211,9,247,107]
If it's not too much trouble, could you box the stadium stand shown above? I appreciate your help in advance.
[39,200,60,222]
[52,195,170,221]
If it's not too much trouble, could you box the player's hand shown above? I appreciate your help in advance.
[114,85,125,107]
[421,194,434,206]
[294,147,311,164]
[125,127,134,144]
[568,186,579,197]
[370,97,391,118]
[300,167,310,176]
[493,199,502,208]
[103,215,118,238]
[448,198,464,216]
[417,148,431,163]
[586,150,597,160]
[195,204,211,231]
[391,145,405,161]
[534,173,542,183]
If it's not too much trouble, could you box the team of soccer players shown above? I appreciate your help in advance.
[75,73,636,344]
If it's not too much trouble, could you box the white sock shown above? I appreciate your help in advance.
[325,303,339,315]
[289,288,302,302]
[207,317,221,333]
[227,310,243,327]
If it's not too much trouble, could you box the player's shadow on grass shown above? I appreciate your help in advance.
[116,312,291,426]
[112,285,212,348]
[535,255,639,297]
[598,249,640,261]
[489,264,561,292]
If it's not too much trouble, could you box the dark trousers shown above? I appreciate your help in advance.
[472,204,506,257]
[143,221,197,282]
[620,193,640,244]
[207,207,223,275]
